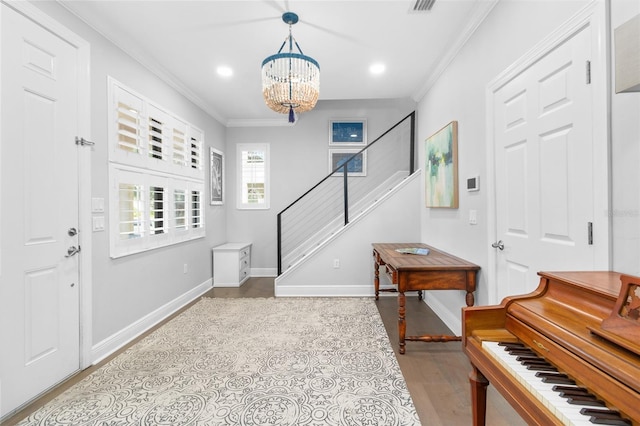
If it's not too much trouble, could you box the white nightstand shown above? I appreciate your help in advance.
[212,243,252,287]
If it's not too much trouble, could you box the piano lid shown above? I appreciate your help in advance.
[506,271,640,395]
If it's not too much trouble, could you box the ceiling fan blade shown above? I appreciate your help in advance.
[265,0,287,14]
[188,16,279,33]
[302,21,366,46]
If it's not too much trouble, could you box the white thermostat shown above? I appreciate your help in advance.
[467,176,480,192]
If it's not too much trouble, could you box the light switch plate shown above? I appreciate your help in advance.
[92,216,105,232]
[91,197,105,213]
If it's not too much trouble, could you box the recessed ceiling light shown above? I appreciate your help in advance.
[217,66,233,77]
[369,63,386,75]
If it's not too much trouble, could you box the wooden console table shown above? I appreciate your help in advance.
[372,243,480,354]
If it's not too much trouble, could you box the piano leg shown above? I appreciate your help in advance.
[469,366,489,426]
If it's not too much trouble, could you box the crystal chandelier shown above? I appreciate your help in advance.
[261,12,320,123]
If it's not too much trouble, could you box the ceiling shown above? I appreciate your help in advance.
[58,0,496,126]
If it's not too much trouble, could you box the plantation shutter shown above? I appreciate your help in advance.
[189,128,203,170]
[172,119,188,167]
[191,189,203,228]
[149,185,166,235]
[115,87,143,155]
[174,188,187,231]
[118,182,144,240]
[148,106,167,161]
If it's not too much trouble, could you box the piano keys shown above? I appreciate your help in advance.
[462,271,640,426]
[483,341,630,425]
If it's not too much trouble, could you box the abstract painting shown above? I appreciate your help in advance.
[425,121,458,208]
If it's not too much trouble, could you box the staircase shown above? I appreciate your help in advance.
[280,170,410,272]
[275,112,419,296]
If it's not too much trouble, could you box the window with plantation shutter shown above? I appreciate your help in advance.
[237,143,270,210]
[108,77,205,258]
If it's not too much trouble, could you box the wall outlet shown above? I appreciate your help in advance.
[183,263,188,274]
[333,259,340,268]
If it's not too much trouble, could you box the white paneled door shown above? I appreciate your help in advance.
[1,4,82,416]
[491,18,605,304]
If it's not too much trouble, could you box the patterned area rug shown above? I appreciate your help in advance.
[18,297,421,425]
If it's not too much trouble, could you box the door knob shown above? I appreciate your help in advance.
[68,227,78,236]
[491,240,505,250]
[65,246,81,257]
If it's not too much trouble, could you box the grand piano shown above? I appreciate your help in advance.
[463,271,640,425]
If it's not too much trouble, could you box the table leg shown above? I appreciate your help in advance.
[466,271,476,306]
[374,261,380,300]
[466,291,475,307]
[398,291,406,354]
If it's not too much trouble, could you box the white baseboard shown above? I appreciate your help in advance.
[251,267,277,277]
[91,278,212,364]
[275,284,374,297]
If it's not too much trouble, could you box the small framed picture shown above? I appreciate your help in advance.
[330,119,367,145]
[329,148,367,177]
[210,147,224,205]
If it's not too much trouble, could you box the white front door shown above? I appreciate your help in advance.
[0,3,82,416]
[491,12,608,304]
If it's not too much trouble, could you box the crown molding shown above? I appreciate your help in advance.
[56,0,227,126]
[413,0,499,102]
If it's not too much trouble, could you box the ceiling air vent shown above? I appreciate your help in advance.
[413,0,435,12]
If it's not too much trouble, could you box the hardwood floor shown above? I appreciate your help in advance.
[1,277,524,425]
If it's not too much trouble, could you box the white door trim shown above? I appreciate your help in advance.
[1,0,93,370]
[485,0,610,304]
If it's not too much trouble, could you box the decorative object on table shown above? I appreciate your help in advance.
[261,12,320,123]
[209,147,224,205]
[425,120,458,208]
[329,119,367,145]
[329,148,366,176]
[16,298,420,425]
[395,247,430,255]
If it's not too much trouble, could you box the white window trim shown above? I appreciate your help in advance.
[237,143,270,210]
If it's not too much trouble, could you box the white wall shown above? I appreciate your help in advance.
[416,1,590,323]
[225,98,416,273]
[611,0,640,274]
[30,2,227,351]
